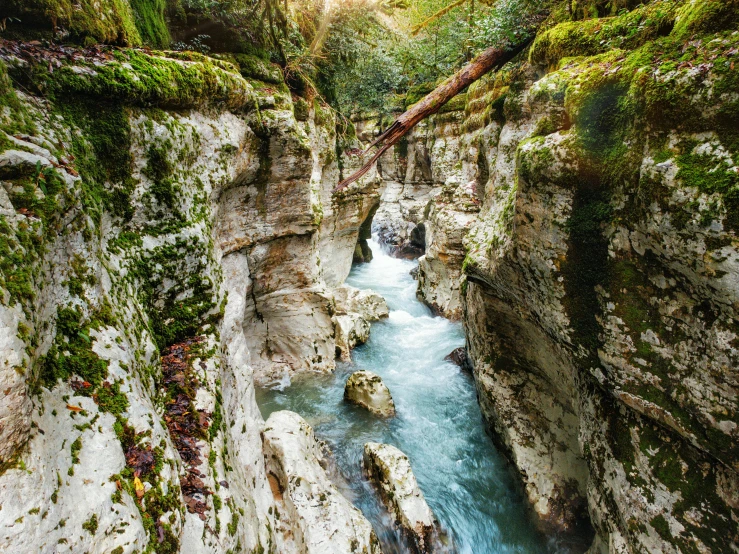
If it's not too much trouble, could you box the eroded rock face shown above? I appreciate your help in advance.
[362,442,438,553]
[459,9,739,553]
[344,371,396,416]
[263,411,383,554]
[364,5,739,552]
[355,108,480,319]
[332,285,388,361]
[0,45,383,553]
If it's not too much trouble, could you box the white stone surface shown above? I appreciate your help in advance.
[362,442,437,553]
[263,411,383,554]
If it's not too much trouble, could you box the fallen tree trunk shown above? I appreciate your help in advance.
[335,38,533,191]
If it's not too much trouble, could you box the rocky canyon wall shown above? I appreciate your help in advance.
[0,42,383,553]
[380,1,739,552]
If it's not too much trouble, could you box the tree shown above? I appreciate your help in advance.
[335,0,549,190]
[335,38,530,189]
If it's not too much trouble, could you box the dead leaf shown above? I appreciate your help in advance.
[133,476,145,499]
[66,404,83,412]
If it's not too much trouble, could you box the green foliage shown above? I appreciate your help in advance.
[70,437,82,465]
[319,5,404,114]
[0,162,66,308]
[96,380,130,415]
[129,238,219,348]
[58,100,135,221]
[35,49,250,110]
[672,0,739,39]
[143,142,177,207]
[530,0,678,68]
[0,62,35,136]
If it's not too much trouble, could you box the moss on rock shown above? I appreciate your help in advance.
[3,0,142,45]
[530,1,678,69]
[130,0,170,48]
[8,47,252,110]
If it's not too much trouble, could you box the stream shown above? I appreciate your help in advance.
[256,238,563,553]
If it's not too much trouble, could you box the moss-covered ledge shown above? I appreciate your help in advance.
[529,0,679,69]
[1,42,253,110]
[2,0,143,46]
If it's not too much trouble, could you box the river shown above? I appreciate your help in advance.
[256,238,563,553]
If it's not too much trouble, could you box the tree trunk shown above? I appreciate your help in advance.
[335,38,532,191]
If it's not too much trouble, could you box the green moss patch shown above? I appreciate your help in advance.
[4,0,142,46]
[530,1,678,69]
[39,304,115,388]
[130,0,171,48]
[8,45,251,110]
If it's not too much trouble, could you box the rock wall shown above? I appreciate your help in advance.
[355,99,480,319]
[407,1,739,552]
[0,43,381,553]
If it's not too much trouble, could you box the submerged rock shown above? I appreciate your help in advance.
[344,371,396,416]
[362,442,438,553]
[263,411,383,554]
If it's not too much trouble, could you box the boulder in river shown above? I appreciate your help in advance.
[333,284,389,321]
[363,442,439,553]
[444,346,472,373]
[332,286,389,361]
[344,371,396,416]
[263,411,383,554]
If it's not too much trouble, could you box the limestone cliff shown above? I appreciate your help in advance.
[0,42,381,553]
[386,1,739,551]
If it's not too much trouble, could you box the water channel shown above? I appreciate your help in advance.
[257,238,564,553]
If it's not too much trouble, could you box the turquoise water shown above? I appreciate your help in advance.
[256,238,563,553]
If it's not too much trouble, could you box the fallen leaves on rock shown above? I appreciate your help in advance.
[161,336,212,518]
[125,445,155,477]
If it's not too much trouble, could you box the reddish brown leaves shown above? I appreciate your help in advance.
[70,379,92,392]
[160,336,211,517]
[125,445,155,477]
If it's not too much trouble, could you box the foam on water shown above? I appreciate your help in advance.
[256,238,570,553]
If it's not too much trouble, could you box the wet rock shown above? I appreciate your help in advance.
[444,347,471,373]
[362,442,438,553]
[410,223,426,250]
[354,239,374,263]
[263,411,383,554]
[333,285,389,321]
[334,314,371,362]
[344,371,396,416]
[332,286,389,361]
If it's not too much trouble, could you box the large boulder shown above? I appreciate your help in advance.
[332,286,389,361]
[262,411,383,554]
[362,443,439,553]
[333,285,389,321]
[344,371,396,417]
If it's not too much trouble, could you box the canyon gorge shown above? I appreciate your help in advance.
[0,0,737,552]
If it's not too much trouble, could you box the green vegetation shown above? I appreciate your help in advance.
[27,49,251,110]
[3,0,142,45]
[530,0,678,68]
[130,0,171,47]
[82,513,98,534]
